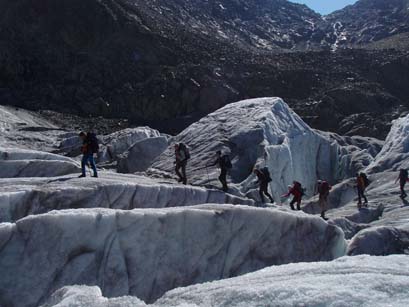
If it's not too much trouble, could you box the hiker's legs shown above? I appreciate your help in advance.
[357,188,363,204]
[261,184,274,203]
[88,155,98,177]
[81,155,87,176]
[265,191,274,203]
[175,163,183,182]
[219,169,228,191]
[362,189,368,204]
[319,195,327,217]
[259,186,266,203]
[296,197,302,210]
[290,197,296,210]
[181,162,187,184]
[400,181,407,197]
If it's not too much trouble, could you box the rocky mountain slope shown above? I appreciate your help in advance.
[326,0,409,48]
[0,0,408,137]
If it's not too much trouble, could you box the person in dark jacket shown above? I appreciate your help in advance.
[282,181,303,211]
[174,143,188,184]
[395,169,408,198]
[253,169,274,203]
[317,180,332,220]
[79,132,98,178]
[211,151,230,191]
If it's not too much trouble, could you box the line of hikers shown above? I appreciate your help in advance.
[77,133,408,219]
[172,141,382,220]
[173,141,332,219]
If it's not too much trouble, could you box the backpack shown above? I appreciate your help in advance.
[87,132,99,154]
[222,155,232,169]
[294,181,305,196]
[261,167,272,183]
[179,143,190,160]
[318,181,331,194]
[361,173,370,187]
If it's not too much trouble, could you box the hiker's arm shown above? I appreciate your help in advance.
[281,191,290,198]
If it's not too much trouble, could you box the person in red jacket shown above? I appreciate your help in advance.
[356,173,369,207]
[282,181,303,211]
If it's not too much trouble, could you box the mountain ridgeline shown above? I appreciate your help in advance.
[0,0,408,137]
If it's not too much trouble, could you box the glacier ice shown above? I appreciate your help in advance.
[59,127,165,162]
[156,255,409,307]
[367,113,409,173]
[348,226,409,256]
[1,98,409,307]
[117,136,169,173]
[0,173,253,223]
[0,147,80,178]
[0,105,69,151]
[41,286,147,307]
[99,127,165,163]
[307,170,409,254]
[41,255,409,307]
[151,98,378,203]
[0,205,346,306]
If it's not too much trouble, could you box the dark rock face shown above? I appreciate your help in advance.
[325,0,409,47]
[0,0,408,138]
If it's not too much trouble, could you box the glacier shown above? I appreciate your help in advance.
[0,205,345,306]
[1,96,409,307]
[117,136,169,173]
[0,173,253,223]
[41,255,409,307]
[151,98,378,203]
[367,113,409,173]
[0,105,69,151]
[156,255,409,307]
[0,147,80,178]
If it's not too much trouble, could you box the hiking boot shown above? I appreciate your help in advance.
[92,174,98,178]
[78,174,86,178]
[321,212,328,220]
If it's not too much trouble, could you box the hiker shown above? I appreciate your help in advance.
[174,143,190,184]
[282,181,304,211]
[356,172,369,207]
[395,169,408,198]
[79,132,98,178]
[253,168,274,203]
[317,180,332,220]
[210,150,232,191]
